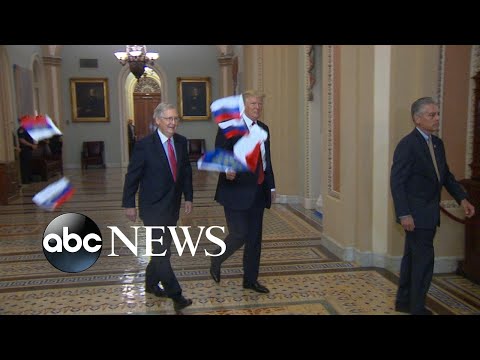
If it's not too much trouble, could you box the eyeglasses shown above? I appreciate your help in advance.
[161,116,181,123]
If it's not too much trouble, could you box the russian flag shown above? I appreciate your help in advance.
[210,95,244,123]
[218,118,248,139]
[233,123,268,172]
[21,114,62,142]
[197,148,250,173]
[32,177,75,211]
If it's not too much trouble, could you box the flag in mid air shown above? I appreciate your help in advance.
[210,95,244,123]
[32,177,75,212]
[197,148,250,173]
[233,123,268,172]
[218,118,248,139]
[21,114,62,142]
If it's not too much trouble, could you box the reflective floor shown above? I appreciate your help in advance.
[0,167,479,315]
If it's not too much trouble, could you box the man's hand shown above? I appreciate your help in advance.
[184,201,193,215]
[400,215,415,232]
[461,199,475,218]
[271,190,276,203]
[125,208,137,222]
[225,168,236,181]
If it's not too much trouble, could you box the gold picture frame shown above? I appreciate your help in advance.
[70,78,110,122]
[177,77,211,121]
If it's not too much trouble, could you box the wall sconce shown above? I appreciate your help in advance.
[114,45,159,79]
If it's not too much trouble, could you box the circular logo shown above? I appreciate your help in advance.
[42,213,102,273]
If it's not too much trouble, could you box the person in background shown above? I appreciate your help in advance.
[390,96,475,315]
[17,118,37,184]
[127,119,136,158]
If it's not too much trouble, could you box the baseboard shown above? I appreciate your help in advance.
[321,234,461,274]
[64,162,121,169]
[303,197,317,210]
[275,195,301,204]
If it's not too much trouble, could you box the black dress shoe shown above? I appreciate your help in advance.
[210,261,221,283]
[145,284,167,298]
[394,303,410,314]
[243,281,270,293]
[173,296,193,312]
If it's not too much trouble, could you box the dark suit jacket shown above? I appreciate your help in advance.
[122,132,193,221]
[128,124,136,143]
[214,120,275,210]
[390,128,467,229]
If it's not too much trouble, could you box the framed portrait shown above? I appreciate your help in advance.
[177,77,211,121]
[70,78,110,122]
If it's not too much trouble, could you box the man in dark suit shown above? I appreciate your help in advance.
[390,97,475,315]
[17,118,37,184]
[210,90,276,293]
[127,119,136,158]
[122,103,193,313]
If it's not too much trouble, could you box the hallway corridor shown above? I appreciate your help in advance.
[0,168,479,315]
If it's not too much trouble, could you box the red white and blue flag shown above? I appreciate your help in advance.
[21,114,62,142]
[233,123,268,172]
[32,177,75,211]
[210,95,244,123]
[218,118,248,139]
[197,148,250,173]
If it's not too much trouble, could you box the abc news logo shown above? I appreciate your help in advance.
[42,213,226,273]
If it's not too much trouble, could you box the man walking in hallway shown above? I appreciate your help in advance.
[122,103,193,313]
[390,96,475,315]
[210,89,276,293]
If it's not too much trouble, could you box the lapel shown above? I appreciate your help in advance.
[412,129,439,183]
[431,135,444,181]
[152,131,172,177]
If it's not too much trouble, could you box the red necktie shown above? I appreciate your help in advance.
[252,122,264,184]
[167,138,177,182]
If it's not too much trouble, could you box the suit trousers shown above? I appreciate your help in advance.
[143,215,182,299]
[214,185,266,284]
[396,228,436,314]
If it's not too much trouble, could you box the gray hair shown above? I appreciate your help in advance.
[411,97,437,120]
[153,103,177,119]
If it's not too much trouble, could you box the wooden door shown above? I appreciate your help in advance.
[133,93,161,141]
[459,72,480,283]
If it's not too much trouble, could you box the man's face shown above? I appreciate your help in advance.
[414,103,440,134]
[244,96,263,121]
[155,108,179,138]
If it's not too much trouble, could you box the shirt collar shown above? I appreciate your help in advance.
[416,127,430,141]
[157,129,173,145]
[243,114,257,127]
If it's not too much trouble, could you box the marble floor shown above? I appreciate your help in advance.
[0,167,479,315]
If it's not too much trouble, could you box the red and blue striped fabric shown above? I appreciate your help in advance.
[32,177,75,211]
[218,118,248,139]
[20,114,62,142]
[210,95,244,123]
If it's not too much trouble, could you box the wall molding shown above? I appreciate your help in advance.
[466,45,480,178]
[321,234,461,274]
[437,45,446,138]
[326,45,340,199]
[304,45,312,200]
[275,194,301,204]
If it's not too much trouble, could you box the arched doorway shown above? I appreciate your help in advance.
[133,76,161,141]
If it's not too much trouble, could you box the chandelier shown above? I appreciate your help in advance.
[114,45,159,79]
